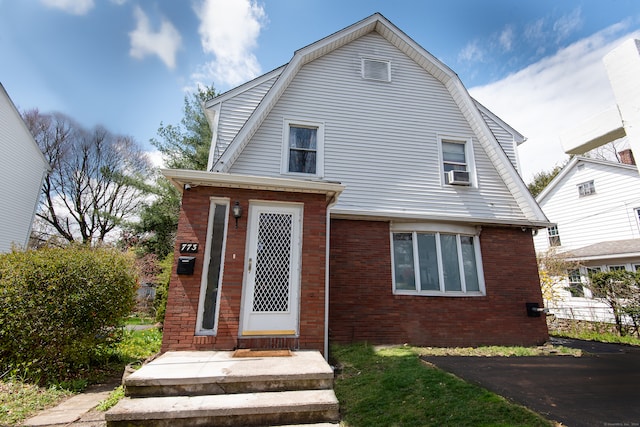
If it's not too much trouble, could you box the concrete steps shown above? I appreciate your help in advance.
[105,350,339,426]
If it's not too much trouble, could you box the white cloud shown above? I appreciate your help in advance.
[129,6,182,70]
[193,0,266,88]
[553,7,583,43]
[498,26,514,52]
[469,23,640,183]
[459,40,485,63]
[41,0,94,15]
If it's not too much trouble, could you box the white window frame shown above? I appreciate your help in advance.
[281,118,325,178]
[566,269,584,298]
[547,225,561,247]
[577,180,596,197]
[437,135,476,187]
[390,223,485,297]
[195,198,230,336]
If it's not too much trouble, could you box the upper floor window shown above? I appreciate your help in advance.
[391,228,485,296]
[440,137,474,186]
[577,180,595,197]
[547,225,561,247]
[282,119,324,177]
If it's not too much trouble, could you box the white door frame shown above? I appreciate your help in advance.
[240,201,303,336]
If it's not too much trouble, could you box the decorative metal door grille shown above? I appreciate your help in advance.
[252,212,293,313]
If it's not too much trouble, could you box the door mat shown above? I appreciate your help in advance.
[232,349,292,358]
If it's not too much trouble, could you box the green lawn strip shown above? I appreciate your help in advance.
[551,331,640,346]
[0,327,162,425]
[0,381,72,426]
[332,344,553,427]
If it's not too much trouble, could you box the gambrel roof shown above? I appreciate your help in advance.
[207,13,548,227]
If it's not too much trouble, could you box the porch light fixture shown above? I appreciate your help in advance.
[232,201,243,229]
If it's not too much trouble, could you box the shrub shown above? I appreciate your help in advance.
[0,246,137,383]
[153,253,173,323]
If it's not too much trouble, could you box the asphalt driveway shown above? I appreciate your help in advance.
[422,338,640,427]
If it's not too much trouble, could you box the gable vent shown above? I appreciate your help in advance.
[362,58,391,82]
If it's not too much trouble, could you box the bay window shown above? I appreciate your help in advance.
[391,228,485,296]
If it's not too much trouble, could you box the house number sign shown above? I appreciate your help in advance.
[180,243,199,253]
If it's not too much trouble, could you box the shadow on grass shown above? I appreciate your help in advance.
[331,343,553,427]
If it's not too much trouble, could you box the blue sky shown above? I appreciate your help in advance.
[2,0,640,181]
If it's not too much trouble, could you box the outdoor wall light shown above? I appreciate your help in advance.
[232,201,243,229]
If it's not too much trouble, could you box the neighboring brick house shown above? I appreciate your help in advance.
[161,14,551,357]
[533,151,640,322]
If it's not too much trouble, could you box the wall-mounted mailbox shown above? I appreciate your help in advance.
[526,302,547,317]
[177,256,196,275]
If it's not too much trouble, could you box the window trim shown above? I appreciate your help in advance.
[437,135,476,187]
[547,225,561,247]
[577,180,596,197]
[195,197,230,336]
[390,226,486,297]
[281,118,325,178]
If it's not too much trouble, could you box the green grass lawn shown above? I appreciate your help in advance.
[332,344,554,427]
[0,327,162,426]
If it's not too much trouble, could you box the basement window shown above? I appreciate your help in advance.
[362,58,391,82]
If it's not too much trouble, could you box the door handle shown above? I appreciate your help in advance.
[248,258,252,273]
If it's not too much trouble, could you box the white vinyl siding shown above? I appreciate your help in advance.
[213,75,279,162]
[229,33,527,223]
[0,87,50,252]
[534,159,640,253]
[479,109,519,172]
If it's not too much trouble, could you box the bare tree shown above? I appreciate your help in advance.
[23,109,152,245]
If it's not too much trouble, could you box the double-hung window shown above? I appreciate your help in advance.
[391,226,485,296]
[566,269,584,297]
[282,119,324,177]
[547,225,561,247]
[439,136,474,186]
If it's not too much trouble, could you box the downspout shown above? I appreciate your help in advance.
[324,194,339,361]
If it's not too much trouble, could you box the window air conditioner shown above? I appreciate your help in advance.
[447,170,471,185]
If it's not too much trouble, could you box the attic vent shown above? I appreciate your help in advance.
[362,58,390,82]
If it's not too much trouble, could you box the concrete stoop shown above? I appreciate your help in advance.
[105,350,339,427]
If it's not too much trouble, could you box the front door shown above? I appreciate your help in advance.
[240,202,302,336]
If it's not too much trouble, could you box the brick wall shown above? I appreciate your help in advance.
[161,186,328,353]
[329,219,549,347]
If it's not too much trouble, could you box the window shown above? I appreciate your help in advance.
[547,225,561,247]
[391,230,484,296]
[608,265,626,271]
[440,137,474,186]
[282,119,324,177]
[196,199,230,335]
[567,269,584,297]
[577,180,596,197]
[362,58,391,82]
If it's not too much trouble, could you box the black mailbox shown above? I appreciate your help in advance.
[177,256,196,275]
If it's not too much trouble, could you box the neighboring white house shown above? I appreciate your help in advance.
[0,83,49,252]
[533,152,640,321]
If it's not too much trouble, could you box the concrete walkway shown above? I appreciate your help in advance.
[22,381,118,427]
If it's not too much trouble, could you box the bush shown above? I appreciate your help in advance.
[153,253,173,323]
[0,246,137,383]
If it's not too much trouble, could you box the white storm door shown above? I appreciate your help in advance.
[241,203,302,336]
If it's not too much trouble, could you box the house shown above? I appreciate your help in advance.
[533,151,640,322]
[160,13,551,357]
[0,83,49,252]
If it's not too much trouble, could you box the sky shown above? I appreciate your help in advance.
[2,0,640,183]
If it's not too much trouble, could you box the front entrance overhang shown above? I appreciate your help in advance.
[161,169,344,205]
